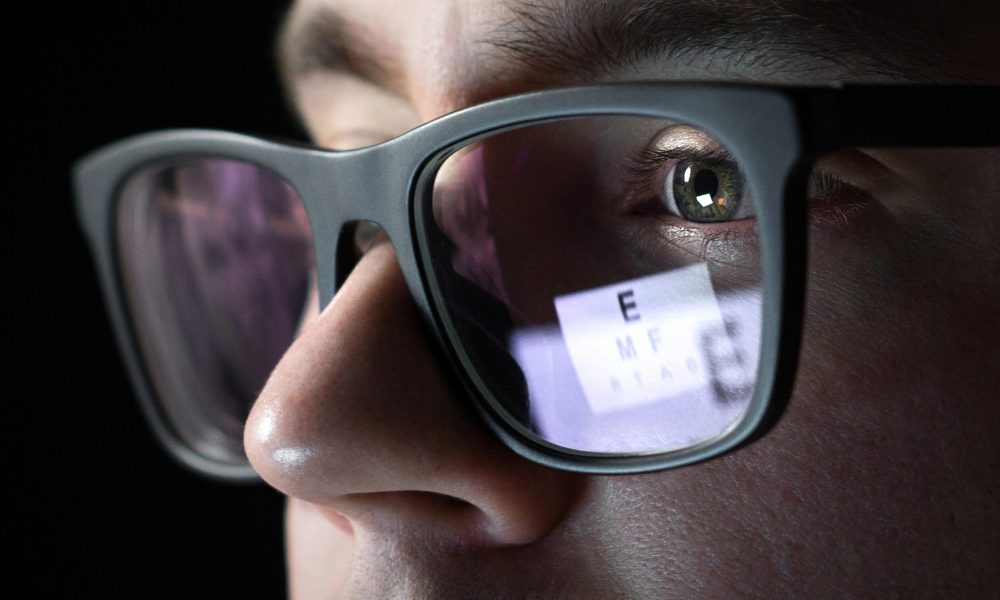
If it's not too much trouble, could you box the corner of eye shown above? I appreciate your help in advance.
[812,148,901,195]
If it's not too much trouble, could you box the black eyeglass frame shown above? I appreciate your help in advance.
[74,82,999,481]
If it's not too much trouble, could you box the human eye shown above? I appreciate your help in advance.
[620,125,872,249]
[622,126,754,234]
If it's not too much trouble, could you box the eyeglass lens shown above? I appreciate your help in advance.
[425,116,763,455]
[116,159,315,464]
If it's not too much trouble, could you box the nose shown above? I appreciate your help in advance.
[244,240,580,546]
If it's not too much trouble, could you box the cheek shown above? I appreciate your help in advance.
[800,149,1000,429]
[583,398,996,596]
[578,150,1000,595]
[793,156,1000,506]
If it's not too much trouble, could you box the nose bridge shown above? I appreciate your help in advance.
[296,142,416,306]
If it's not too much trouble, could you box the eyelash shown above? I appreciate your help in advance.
[625,144,735,182]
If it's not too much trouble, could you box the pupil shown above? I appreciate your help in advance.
[693,168,719,198]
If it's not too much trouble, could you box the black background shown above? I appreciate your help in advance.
[13,1,298,596]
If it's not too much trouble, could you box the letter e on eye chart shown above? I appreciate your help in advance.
[555,264,729,415]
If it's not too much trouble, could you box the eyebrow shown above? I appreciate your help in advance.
[278,0,959,95]
[278,7,404,92]
[486,0,957,83]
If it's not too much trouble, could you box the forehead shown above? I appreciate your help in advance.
[282,0,999,110]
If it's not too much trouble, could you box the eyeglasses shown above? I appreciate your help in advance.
[74,82,998,480]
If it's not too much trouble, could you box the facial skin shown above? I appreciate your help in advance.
[242,1,1000,597]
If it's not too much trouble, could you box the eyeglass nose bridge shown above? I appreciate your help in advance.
[291,140,425,310]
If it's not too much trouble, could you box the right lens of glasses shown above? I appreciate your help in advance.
[116,158,315,465]
[424,116,763,457]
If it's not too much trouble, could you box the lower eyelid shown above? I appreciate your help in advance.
[624,212,760,260]
[622,187,757,234]
[635,219,762,267]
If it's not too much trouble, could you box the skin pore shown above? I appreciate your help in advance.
[244,0,1000,597]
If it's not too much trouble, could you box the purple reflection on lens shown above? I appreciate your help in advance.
[433,146,508,303]
[163,161,310,394]
[119,158,313,461]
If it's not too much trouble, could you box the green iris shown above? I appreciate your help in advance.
[670,158,743,223]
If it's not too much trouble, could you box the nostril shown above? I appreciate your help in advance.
[368,490,476,514]
[442,494,472,508]
[315,505,355,537]
[333,491,501,545]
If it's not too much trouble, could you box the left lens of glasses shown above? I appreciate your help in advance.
[116,158,315,465]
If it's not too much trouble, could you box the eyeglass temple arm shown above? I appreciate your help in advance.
[797,86,1000,150]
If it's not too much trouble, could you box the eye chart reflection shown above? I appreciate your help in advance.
[510,263,761,453]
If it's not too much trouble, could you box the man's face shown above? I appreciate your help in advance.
[243,0,1000,597]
